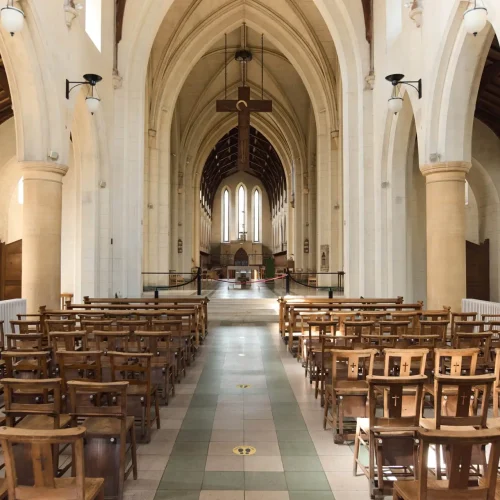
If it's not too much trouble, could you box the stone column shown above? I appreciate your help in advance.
[421,161,471,311]
[21,161,68,311]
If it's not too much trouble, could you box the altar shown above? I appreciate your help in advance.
[227,265,264,280]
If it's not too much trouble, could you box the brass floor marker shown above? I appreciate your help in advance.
[236,384,250,389]
[233,445,256,456]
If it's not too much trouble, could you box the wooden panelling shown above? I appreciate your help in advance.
[466,239,489,301]
[0,239,22,300]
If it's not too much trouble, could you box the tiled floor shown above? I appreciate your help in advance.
[125,298,368,499]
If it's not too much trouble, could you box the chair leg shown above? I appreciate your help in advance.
[494,390,499,417]
[155,392,161,429]
[130,426,138,480]
[323,394,330,430]
[353,420,360,476]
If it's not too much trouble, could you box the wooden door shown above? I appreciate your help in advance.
[466,239,489,301]
[0,239,22,300]
[234,248,249,266]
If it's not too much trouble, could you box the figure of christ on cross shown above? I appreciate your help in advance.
[216,86,272,170]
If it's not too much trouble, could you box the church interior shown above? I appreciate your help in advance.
[1,0,500,499]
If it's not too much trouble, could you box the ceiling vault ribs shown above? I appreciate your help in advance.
[201,126,286,210]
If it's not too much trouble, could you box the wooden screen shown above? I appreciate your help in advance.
[0,239,22,300]
[466,239,489,301]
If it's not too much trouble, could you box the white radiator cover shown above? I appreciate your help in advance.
[0,299,26,330]
[462,298,500,317]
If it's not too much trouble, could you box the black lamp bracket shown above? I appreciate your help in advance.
[385,74,422,99]
[66,74,102,100]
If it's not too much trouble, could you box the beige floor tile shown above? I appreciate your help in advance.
[331,491,371,500]
[241,441,281,456]
[124,470,162,490]
[320,455,355,472]
[160,419,184,430]
[160,407,188,419]
[244,455,283,472]
[243,420,276,431]
[325,471,369,491]
[150,429,180,441]
[199,492,244,500]
[208,442,239,456]
[244,492,289,500]
[211,430,244,442]
[212,419,244,430]
[314,441,353,456]
[123,490,156,500]
[243,409,273,420]
[243,430,278,442]
[137,442,174,455]
[205,455,244,471]
[137,454,170,471]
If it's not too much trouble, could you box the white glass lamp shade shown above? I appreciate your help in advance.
[388,97,403,115]
[1,6,24,36]
[463,7,488,35]
[85,96,100,114]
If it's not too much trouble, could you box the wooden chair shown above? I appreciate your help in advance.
[46,319,77,333]
[419,319,449,344]
[354,375,427,499]
[5,333,44,351]
[137,331,176,403]
[298,312,330,361]
[68,380,138,499]
[450,312,478,337]
[344,320,376,342]
[0,426,104,499]
[56,351,103,396]
[152,319,186,380]
[323,348,378,443]
[108,351,160,443]
[2,378,71,481]
[2,351,50,379]
[421,373,495,479]
[393,427,500,500]
[93,330,135,353]
[304,320,336,381]
[494,348,500,417]
[390,311,422,334]
[452,330,493,372]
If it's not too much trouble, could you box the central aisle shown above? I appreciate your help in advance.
[127,312,369,499]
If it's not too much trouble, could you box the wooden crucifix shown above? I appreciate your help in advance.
[216,86,272,170]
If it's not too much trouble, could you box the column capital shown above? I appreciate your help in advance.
[420,161,471,178]
[19,161,68,184]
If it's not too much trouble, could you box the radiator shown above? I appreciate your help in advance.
[0,299,26,330]
[462,298,500,317]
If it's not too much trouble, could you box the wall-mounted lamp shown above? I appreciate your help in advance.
[66,74,102,114]
[385,74,422,115]
[464,0,488,36]
[1,1,24,36]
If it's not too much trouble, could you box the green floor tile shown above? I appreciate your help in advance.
[274,420,307,431]
[171,441,209,456]
[176,430,212,442]
[202,471,245,490]
[279,440,318,456]
[285,472,331,491]
[154,491,201,500]
[180,419,215,430]
[277,430,313,443]
[282,455,323,472]
[163,455,207,472]
[245,472,288,491]
[288,492,335,500]
[158,470,204,490]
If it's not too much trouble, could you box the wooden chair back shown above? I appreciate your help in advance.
[2,378,63,427]
[454,320,485,335]
[68,380,128,421]
[421,309,451,322]
[434,347,479,376]
[10,320,42,334]
[108,351,153,395]
[60,293,74,310]
[2,351,50,378]
[451,312,477,336]
[367,375,426,429]
[411,428,500,499]
[49,331,88,352]
[383,348,428,376]
[419,319,449,343]
[46,319,77,333]
[5,333,44,351]
[433,373,495,429]
[80,319,114,333]
[0,426,95,500]
[137,331,172,359]
[93,330,134,353]
[344,320,375,340]
[378,320,410,337]
[330,349,378,383]
[116,320,148,335]
[0,319,3,350]
[390,311,421,332]
[56,351,103,392]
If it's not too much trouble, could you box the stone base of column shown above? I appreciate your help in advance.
[421,161,471,311]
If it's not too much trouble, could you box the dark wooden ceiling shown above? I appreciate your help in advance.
[201,126,286,210]
[476,36,500,137]
[0,54,13,126]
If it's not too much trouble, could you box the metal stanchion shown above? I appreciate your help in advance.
[197,267,202,296]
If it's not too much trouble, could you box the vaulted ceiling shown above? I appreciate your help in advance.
[201,126,286,210]
[476,36,500,137]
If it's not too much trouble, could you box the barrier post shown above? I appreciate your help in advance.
[197,267,202,296]
[328,288,333,299]
[285,270,290,295]
[154,288,159,299]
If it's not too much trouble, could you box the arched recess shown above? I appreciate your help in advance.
[380,92,426,301]
[64,92,111,301]
[117,0,348,295]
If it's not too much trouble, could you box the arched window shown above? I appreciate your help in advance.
[222,188,229,242]
[253,189,261,242]
[85,0,102,51]
[17,177,23,205]
[238,184,246,240]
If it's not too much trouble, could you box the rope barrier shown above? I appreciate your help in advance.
[146,274,199,290]
[288,273,340,291]
[208,275,286,284]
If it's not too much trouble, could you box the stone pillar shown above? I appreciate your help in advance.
[421,162,471,311]
[21,161,68,311]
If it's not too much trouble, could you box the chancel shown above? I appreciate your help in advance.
[1,1,500,499]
